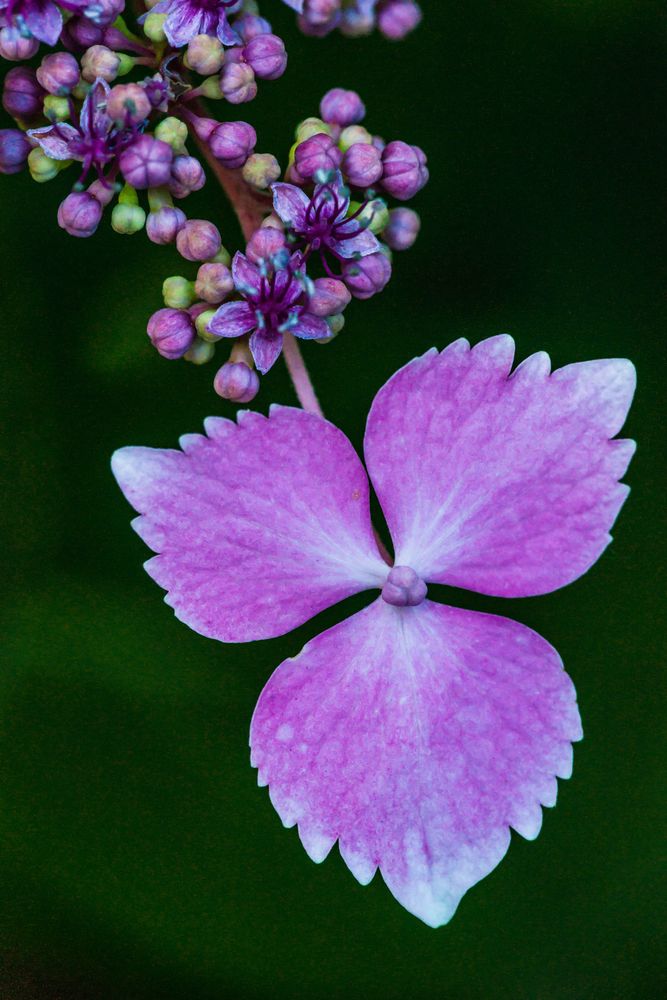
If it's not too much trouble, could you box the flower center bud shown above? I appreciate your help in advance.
[381,565,427,608]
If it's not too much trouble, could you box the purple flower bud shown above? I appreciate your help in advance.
[208,121,256,168]
[342,142,383,188]
[377,0,422,40]
[106,83,152,125]
[185,34,225,75]
[2,67,45,123]
[214,362,260,403]
[294,133,342,180]
[195,263,234,304]
[176,219,222,262]
[95,0,126,27]
[0,129,31,175]
[61,17,105,50]
[147,308,196,360]
[243,34,287,81]
[36,53,80,96]
[235,14,272,42]
[383,207,421,251]
[57,191,104,238]
[308,277,351,317]
[246,226,287,264]
[81,45,120,84]
[220,61,257,104]
[300,0,339,30]
[146,206,187,245]
[171,155,206,192]
[0,26,39,62]
[342,250,392,299]
[320,88,366,127]
[119,135,173,190]
[380,140,429,200]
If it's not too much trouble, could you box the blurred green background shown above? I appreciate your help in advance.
[1,2,665,997]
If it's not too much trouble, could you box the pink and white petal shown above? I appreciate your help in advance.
[364,336,636,597]
[251,599,581,927]
[111,407,387,642]
[271,183,311,230]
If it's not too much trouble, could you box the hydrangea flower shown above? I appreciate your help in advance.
[272,170,380,274]
[206,250,329,373]
[112,335,635,926]
[28,78,132,185]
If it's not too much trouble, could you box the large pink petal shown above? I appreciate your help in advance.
[111,407,387,642]
[364,336,636,596]
[251,599,581,926]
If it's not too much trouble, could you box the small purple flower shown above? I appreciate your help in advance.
[112,336,635,927]
[272,171,380,276]
[119,134,174,189]
[28,78,135,187]
[146,0,242,49]
[377,0,422,40]
[207,252,329,373]
[220,60,257,104]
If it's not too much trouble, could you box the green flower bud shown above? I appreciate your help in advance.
[295,117,331,143]
[143,12,167,42]
[348,198,390,235]
[316,313,345,344]
[111,202,146,234]
[199,76,224,100]
[43,95,70,122]
[339,125,373,152]
[242,152,281,190]
[210,245,232,267]
[195,308,219,341]
[162,276,197,309]
[116,54,136,77]
[154,117,189,152]
[184,338,215,365]
[28,147,62,183]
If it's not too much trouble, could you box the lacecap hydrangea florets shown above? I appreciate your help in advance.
[1,3,425,402]
[146,87,427,401]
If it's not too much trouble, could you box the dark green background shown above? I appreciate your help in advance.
[1,2,665,997]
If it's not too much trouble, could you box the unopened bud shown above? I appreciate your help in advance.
[111,202,146,234]
[162,276,197,309]
[242,152,281,189]
[184,338,216,365]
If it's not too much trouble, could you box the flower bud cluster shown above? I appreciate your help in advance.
[297,0,421,39]
[1,6,425,404]
[144,87,426,404]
